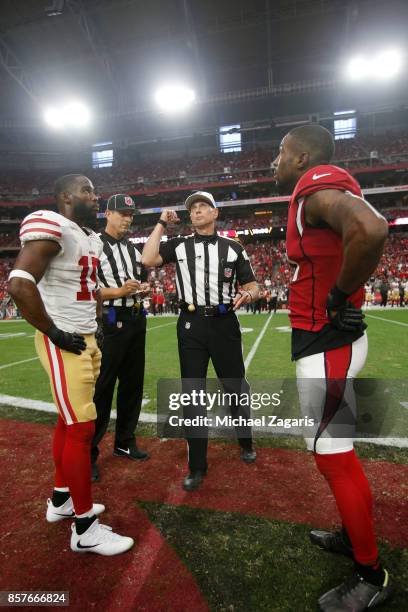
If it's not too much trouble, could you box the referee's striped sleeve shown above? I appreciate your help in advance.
[236,247,256,285]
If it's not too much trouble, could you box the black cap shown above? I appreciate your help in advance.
[106,194,136,212]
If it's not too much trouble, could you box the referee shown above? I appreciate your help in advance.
[142,191,260,491]
[91,194,149,482]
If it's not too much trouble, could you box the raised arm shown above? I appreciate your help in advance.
[141,209,179,267]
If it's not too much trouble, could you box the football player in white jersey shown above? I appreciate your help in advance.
[8,174,134,556]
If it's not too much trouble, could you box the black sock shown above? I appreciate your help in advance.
[341,525,352,548]
[51,490,70,507]
[75,515,97,535]
[355,560,386,586]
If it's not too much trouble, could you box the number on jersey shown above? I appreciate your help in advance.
[77,255,98,301]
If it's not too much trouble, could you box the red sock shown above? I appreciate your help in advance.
[314,449,378,565]
[62,421,95,516]
[53,416,67,488]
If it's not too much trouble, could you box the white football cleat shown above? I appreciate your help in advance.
[46,497,105,523]
[70,519,134,556]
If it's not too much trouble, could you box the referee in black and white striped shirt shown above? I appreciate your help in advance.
[142,191,260,491]
[91,194,149,482]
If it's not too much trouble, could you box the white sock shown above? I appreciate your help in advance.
[54,487,70,493]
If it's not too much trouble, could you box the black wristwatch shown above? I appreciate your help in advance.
[157,219,167,228]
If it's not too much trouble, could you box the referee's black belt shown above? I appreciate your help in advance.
[179,303,234,317]
[102,304,144,322]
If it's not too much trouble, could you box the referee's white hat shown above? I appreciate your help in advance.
[185,191,217,211]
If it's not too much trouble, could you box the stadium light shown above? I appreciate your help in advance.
[154,84,196,113]
[373,49,403,79]
[346,56,371,81]
[43,101,91,129]
[345,48,403,81]
[44,107,65,129]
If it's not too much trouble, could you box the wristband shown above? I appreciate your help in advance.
[157,219,167,228]
[8,269,37,284]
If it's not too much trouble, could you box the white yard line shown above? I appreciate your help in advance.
[0,393,407,448]
[366,314,408,327]
[0,357,39,370]
[0,393,151,417]
[146,321,176,331]
[244,313,274,370]
[0,332,26,339]
[0,322,175,370]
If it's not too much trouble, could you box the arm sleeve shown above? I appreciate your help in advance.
[236,248,256,285]
[19,211,63,249]
[159,238,179,264]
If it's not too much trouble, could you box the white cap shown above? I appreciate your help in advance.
[185,191,217,211]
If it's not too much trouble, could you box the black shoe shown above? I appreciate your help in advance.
[310,528,353,558]
[318,569,391,611]
[183,470,207,491]
[240,448,257,464]
[91,462,100,482]
[113,445,150,461]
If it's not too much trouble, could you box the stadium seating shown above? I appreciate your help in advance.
[1,132,408,198]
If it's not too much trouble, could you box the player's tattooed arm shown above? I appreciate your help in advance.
[304,189,388,294]
[8,240,60,333]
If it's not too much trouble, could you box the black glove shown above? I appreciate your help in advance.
[327,286,367,333]
[46,323,86,355]
[95,318,104,351]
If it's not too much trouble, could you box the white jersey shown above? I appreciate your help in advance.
[19,210,103,333]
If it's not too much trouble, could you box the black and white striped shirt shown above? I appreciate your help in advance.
[97,231,147,307]
[159,233,255,306]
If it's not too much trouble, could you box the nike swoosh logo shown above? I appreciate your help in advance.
[77,541,100,549]
[116,447,130,454]
[55,511,75,517]
[312,173,332,180]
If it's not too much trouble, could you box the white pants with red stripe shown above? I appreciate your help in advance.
[296,334,368,454]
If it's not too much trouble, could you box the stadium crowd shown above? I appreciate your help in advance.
[1,132,408,198]
[1,233,407,317]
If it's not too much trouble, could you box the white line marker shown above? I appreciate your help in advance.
[0,357,39,370]
[0,394,407,448]
[366,314,408,327]
[0,333,27,339]
[244,313,274,370]
[0,393,150,416]
[147,321,176,331]
[0,322,174,370]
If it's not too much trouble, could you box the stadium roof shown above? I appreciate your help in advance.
[0,0,407,146]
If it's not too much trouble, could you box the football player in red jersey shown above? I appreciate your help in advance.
[273,125,390,611]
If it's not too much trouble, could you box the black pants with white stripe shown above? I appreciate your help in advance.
[91,314,146,463]
[177,311,253,472]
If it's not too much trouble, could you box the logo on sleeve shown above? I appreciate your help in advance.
[312,173,332,180]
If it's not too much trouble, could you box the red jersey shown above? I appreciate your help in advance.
[286,164,364,331]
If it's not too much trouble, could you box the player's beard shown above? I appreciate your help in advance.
[73,200,98,229]
[276,176,295,194]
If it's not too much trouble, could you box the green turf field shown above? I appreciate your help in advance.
[1,309,407,438]
[1,309,407,394]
